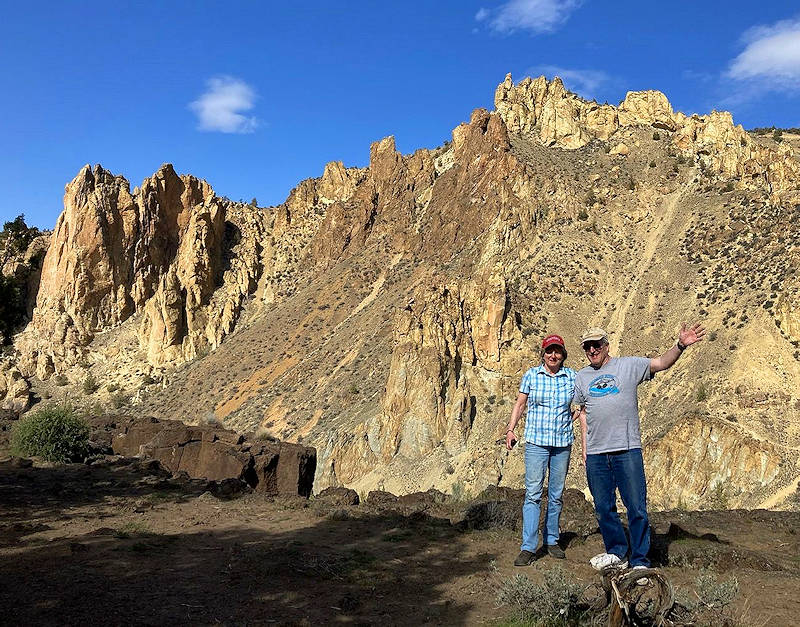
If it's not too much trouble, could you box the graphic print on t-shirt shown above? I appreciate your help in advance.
[588,374,619,397]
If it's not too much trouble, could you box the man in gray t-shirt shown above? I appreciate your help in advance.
[573,324,705,571]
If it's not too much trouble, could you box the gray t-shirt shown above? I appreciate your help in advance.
[573,357,652,454]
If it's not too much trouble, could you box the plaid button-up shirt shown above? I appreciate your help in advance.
[519,365,576,447]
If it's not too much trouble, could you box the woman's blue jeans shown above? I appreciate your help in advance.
[585,448,650,567]
[521,443,571,552]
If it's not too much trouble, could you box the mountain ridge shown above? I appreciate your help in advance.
[2,73,799,510]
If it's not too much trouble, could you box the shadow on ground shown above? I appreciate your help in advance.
[0,459,498,625]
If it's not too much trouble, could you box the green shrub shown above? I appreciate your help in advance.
[652,131,661,140]
[684,571,739,611]
[649,160,657,168]
[10,404,89,462]
[496,566,585,624]
[52,373,68,386]
[695,383,708,402]
[82,373,98,395]
[110,392,129,409]
[709,481,730,509]
[577,208,589,221]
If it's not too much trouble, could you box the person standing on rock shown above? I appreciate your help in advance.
[573,324,705,572]
[505,334,576,566]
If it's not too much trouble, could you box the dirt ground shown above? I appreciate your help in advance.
[1,457,799,626]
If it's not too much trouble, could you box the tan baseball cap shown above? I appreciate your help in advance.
[581,327,609,343]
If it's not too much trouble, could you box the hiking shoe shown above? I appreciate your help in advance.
[589,553,628,570]
[546,544,566,559]
[514,550,535,566]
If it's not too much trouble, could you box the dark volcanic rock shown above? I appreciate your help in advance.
[109,416,316,497]
[316,486,360,506]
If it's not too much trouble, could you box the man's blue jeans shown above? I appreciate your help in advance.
[585,448,650,567]
[521,443,571,552]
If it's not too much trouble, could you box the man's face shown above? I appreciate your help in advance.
[583,339,609,368]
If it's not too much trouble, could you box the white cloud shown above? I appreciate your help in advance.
[189,76,260,133]
[526,65,610,96]
[475,0,582,35]
[728,18,800,88]
[681,69,714,84]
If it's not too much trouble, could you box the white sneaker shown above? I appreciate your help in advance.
[631,564,649,585]
[590,553,628,570]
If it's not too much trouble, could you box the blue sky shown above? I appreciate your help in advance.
[3,1,799,229]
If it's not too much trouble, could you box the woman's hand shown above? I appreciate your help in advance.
[505,430,517,450]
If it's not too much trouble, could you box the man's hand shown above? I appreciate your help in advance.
[678,322,706,347]
[505,430,517,451]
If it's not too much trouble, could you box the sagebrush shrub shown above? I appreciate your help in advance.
[497,566,585,623]
[10,405,89,462]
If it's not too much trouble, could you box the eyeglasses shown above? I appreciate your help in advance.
[582,341,605,351]
[544,346,564,354]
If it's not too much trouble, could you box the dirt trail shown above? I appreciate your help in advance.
[759,472,800,509]
[607,191,682,353]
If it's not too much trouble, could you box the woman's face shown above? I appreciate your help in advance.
[543,345,565,369]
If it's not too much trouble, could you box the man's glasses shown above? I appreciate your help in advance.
[582,341,604,351]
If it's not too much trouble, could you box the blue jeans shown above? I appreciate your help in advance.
[585,448,650,567]
[521,443,571,552]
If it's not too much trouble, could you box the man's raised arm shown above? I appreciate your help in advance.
[650,322,706,374]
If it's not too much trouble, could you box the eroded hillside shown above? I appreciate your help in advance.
[3,74,799,509]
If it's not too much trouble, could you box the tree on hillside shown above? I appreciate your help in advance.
[0,274,25,345]
[0,214,40,344]
[1,214,40,256]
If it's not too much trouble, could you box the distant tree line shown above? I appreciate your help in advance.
[0,214,41,344]
[748,126,800,143]
[748,126,800,135]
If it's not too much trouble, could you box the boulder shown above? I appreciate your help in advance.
[110,416,316,496]
[0,362,30,413]
[316,486,360,506]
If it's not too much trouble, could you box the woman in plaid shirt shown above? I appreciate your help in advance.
[505,334,576,566]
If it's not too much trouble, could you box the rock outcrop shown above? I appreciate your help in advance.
[495,73,800,193]
[0,360,30,412]
[16,164,266,374]
[645,416,783,509]
[111,416,316,496]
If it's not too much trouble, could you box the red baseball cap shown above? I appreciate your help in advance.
[541,334,566,351]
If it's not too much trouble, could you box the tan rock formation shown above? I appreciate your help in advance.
[17,164,263,373]
[495,73,800,193]
[644,416,782,509]
[618,90,676,131]
[0,360,30,412]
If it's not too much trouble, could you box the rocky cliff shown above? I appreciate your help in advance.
[4,74,800,510]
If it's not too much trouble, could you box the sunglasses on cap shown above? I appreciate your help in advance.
[582,340,605,351]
